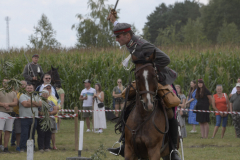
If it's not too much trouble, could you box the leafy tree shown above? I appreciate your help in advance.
[144,3,170,43]
[142,26,151,41]
[182,18,207,46]
[217,21,240,44]
[72,0,118,48]
[28,14,61,49]
[144,0,201,44]
[201,0,240,42]
[155,22,181,46]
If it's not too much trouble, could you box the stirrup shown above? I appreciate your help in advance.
[170,149,181,160]
[111,141,122,156]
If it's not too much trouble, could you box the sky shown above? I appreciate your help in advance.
[0,0,208,49]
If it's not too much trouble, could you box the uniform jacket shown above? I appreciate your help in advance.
[126,35,177,85]
[22,62,44,83]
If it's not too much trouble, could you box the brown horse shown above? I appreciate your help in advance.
[124,52,171,160]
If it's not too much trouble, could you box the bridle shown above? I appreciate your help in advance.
[134,63,159,110]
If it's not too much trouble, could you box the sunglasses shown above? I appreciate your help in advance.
[118,82,122,83]
[46,88,51,90]
[45,78,51,79]
[116,34,122,39]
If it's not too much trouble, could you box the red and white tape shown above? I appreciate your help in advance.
[0,114,78,120]
[60,109,122,113]
[178,108,240,115]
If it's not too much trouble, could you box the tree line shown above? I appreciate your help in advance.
[27,0,240,49]
[143,0,240,46]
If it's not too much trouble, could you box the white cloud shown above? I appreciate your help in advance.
[20,28,32,34]
[0,0,208,49]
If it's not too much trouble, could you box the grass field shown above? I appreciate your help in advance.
[0,119,239,160]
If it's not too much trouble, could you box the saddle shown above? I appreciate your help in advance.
[122,81,180,108]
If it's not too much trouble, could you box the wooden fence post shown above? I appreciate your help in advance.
[74,107,79,151]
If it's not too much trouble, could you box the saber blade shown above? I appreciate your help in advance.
[23,52,35,77]
[114,0,119,10]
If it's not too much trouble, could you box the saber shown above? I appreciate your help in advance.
[23,52,36,77]
[107,0,119,20]
[114,0,119,10]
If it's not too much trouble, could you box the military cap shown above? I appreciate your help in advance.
[112,23,132,36]
[32,54,39,58]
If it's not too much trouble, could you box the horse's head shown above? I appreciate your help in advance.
[132,51,158,111]
[48,66,61,86]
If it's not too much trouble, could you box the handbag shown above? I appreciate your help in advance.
[193,104,197,113]
[96,98,104,108]
[182,109,188,117]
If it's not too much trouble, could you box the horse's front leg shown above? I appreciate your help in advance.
[125,143,138,160]
[147,142,162,160]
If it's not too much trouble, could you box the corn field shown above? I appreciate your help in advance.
[0,45,239,124]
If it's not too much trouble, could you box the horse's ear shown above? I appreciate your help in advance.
[57,66,59,70]
[147,49,156,62]
[131,54,138,62]
[51,65,53,69]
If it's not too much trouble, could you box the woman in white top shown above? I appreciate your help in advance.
[93,83,107,133]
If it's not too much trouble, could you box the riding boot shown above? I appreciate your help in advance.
[107,138,125,157]
[169,117,181,160]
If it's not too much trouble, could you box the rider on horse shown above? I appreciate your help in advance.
[22,54,44,88]
[107,12,181,160]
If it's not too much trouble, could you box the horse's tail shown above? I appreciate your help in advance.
[114,99,136,134]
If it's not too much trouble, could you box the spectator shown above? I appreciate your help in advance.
[230,83,240,138]
[22,54,44,89]
[195,79,212,139]
[11,80,27,151]
[212,85,229,139]
[175,85,187,138]
[56,84,65,130]
[112,79,125,117]
[229,77,240,98]
[186,80,199,133]
[19,84,42,152]
[46,85,60,150]
[35,74,59,99]
[37,89,58,152]
[93,83,107,133]
[0,79,18,152]
[79,79,96,132]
